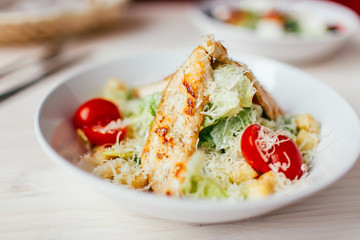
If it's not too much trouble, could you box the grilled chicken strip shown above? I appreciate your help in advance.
[202,35,284,120]
[231,61,284,120]
[141,46,213,196]
[141,36,283,196]
[135,36,283,120]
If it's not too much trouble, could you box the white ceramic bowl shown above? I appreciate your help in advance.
[35,51,360,224]
[189,0,359,63]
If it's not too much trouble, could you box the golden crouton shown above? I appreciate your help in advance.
[295,113,320,134]
[229,163,258,184]
[296,129,319,151]
[247,171,277,199]
[131,173,149,189]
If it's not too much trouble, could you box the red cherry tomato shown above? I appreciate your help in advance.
[241,124,271,173]
[270,135,303,180]
[73,98,121,128]
[73,98,126,146]
[240,124,303,180]
[82,124,127,146]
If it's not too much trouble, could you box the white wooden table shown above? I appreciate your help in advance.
[1,3,359,240]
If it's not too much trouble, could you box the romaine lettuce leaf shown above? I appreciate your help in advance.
[199,105,262,150]
[182,151,227,199]
[203,64,256,127]
[131,92,163,131]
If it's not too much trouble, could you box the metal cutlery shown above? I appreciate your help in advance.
[0,47,90,103]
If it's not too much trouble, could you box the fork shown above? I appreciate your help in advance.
[0,46,90,103]
[0,41,63,79]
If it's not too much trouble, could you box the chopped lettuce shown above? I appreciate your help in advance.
[126,92,163,146]
[275,115,297,140]
[102,92,163,160]
[182,151,227,199]
[199,105,263,150]
[203,64,256,127]
[103,77,163,143]
[198,126,216,149]
[134,92,162,129]
[102,148,135,159]
[130,92,162,144]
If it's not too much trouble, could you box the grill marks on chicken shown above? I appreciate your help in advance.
[141,46,213,196]
[141,36,283,196]
[202,36,283,120]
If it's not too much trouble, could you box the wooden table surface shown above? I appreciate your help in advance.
[1,3,360,240]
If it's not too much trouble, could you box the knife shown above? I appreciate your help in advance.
[0,49,90,103]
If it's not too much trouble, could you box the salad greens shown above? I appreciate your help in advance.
[92,61,316,201]
[199,105,262,150]
[181,151,228,199]
[203,64,256,128]
[131,92,163,131]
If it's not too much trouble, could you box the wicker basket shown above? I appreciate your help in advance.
[0,0,129,44]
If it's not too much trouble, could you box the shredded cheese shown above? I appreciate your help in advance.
[79,57,320,201]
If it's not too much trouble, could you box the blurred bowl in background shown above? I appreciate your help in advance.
[190,0,359,63]
[0,0,129,44]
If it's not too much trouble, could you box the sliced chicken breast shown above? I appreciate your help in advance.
[141,46,213,196]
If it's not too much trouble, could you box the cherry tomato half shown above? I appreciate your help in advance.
[82,124,127,146]
[241,124,271,173]
[270,135,303,180]
[240,124,303,180]
[73,98,121,128]
[73,98,125,146]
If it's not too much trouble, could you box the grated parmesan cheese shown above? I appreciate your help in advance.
[79,57,320,201]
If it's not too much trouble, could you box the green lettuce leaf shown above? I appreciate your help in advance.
[199,105,263,150]
[203,64,256,127]
[130,92,163,131]
[181,151,227,199]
